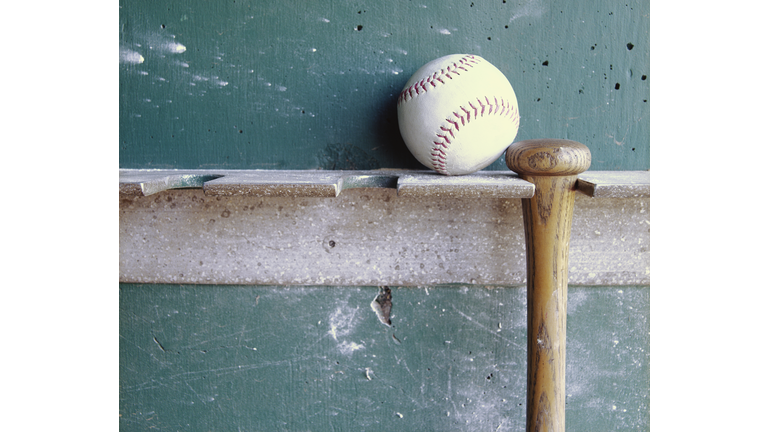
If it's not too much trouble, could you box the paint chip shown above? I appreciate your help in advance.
[370,286,392,326]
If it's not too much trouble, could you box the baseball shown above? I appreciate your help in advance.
[397,54,520,175]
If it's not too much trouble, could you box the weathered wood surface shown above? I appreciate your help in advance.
[119,169,648,198]
[396,172,535,199]
[119,188,649,286]
[577,171,650,198]
[506,139,591,432]
[119,169,536,198]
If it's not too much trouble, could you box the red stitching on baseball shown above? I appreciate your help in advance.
[429,99,519,175]
[397,55,480,105]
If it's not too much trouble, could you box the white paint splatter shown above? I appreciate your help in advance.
[119,48,144,64]
[163,42,186,53]
[438,28,452,35]
[140,32,188,56]
[337,340,364,355]
[327,303,365,355]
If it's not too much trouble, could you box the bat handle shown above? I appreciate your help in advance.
[505,139,591,432]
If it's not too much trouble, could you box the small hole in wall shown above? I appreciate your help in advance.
[542,60,549,66]
[488,37,492,40]
[355,25,363,31]
[627,42,634,50]
[641,75,647,80]
[615,83,620,90]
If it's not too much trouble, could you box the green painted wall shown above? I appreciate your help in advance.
[119,0,649,171]
[120,284,649,431]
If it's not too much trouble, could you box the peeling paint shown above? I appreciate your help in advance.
[370,286,393,326]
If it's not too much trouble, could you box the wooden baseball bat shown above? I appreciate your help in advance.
[505,139,591,432]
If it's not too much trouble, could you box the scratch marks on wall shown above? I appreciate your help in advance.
[564,287,649,429]
[508,0,548,22]
[328,301,366,355]
[451,305,524,350]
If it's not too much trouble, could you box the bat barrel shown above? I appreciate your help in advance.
[506,139,591,432]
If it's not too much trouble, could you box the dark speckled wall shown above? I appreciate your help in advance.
[119,0,649,170]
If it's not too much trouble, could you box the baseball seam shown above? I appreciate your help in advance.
[396,55,481,105]
[430,97,520,175]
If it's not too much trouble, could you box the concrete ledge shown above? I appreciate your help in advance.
[119,187,649,286]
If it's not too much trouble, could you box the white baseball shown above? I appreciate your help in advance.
[397,54,520,175]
